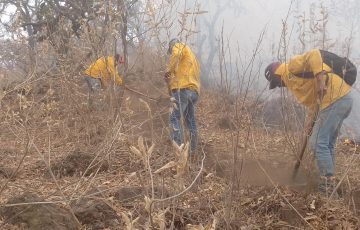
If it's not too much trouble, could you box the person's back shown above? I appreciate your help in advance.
[168,43,200,93]
[84,56,123,88]
[83,55,124,109]
[165,39,201,153]
[273,49,351,111]
[264,49,354,198]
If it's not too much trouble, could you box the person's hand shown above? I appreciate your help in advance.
[316,71,327,101]
[164,72,171,84]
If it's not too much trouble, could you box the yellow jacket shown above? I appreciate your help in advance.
[84,56,123,87]
[275,49,351,112]
[167,43,200,93]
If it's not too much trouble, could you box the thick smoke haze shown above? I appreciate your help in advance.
[171,0,360,140]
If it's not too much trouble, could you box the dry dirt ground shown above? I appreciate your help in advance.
[0,75,360,229]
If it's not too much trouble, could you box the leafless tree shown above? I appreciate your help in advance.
[196,0,242,83]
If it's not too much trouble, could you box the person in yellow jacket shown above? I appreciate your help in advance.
[165,38,201,153]
[265,49,354,197]
[84,54,124,91]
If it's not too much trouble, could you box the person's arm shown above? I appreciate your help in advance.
[164,44,183,94]
[288,49,325,77]
[114,73,123,86]
[106,57,123,86]
[166,43,183,75]
[289,49,328,100]
[315,70,327,101]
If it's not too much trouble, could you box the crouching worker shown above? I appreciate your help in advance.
[83,54,125,108]
[265,49,356,198]
[165,38,201,153]
[84,54,124,91]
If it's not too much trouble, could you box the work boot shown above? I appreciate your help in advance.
[318,176,339,199]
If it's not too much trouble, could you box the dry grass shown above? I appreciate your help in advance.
[0,72,359,229]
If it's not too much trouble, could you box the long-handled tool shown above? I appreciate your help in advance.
[292,73,330,180]
[123,85,171,109]
[123,85,158,101]
[292,105,320,180]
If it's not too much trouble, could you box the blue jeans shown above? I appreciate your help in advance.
[170,89,199,152]
[309,91,353,177]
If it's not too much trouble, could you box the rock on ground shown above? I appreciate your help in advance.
[0,192,79,230]
[73,187,121,230]
[51,151,109,177]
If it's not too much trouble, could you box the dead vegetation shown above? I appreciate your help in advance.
[1,192,79,230]
[0,74,359,229]
[1,0,360,229]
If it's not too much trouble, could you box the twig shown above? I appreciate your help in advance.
[0,135,31,197]
[250,132,315,230]
[124,85,158,101]
[32,141,82,228]
[330,143,358,199]
[70,118,123,200]
[346,176,356,214]
[152,148,205,204]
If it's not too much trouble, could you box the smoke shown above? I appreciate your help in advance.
[341,88,360,141]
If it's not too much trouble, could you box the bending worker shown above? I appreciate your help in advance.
[165,38,201,153]
[84,54,124,91]
[265,49,355,197]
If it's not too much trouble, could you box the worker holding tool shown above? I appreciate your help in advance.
[265,49,355,198]
[84,54,161,102]
[84,54,124,91]
[165,38,201,153]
